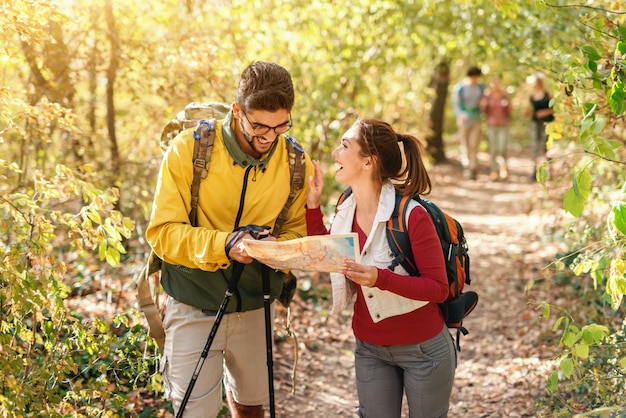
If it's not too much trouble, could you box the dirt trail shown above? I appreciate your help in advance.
[270,149,559,418]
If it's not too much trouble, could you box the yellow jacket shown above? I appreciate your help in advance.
[146,111,313,311]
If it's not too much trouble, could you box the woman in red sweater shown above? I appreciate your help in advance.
[306,119,456,417]
[480,76,512,181]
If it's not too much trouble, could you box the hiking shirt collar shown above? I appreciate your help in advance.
[335,182,397,253]
[221,109,279,169]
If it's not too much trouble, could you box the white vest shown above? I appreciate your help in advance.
[329,182,428,323]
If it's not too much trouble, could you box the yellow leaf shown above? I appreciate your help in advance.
[105,247,120,267]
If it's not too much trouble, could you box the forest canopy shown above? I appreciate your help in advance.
[1,0,625,416]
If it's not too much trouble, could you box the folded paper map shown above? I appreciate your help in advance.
[243,233,360,273]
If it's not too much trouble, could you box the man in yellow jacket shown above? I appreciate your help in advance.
[146,61,313,418]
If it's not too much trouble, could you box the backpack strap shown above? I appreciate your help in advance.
[386,193,419,276]
[136,250,166,352]
[335,187,352,211]
[337,188,418,276]
[271,136,306,237]
[137,120,215,353]
[189,120,216,227]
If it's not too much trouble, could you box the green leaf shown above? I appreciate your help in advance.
[564,170,592,217]
[609,85,625,114]
[582,45,602,60]
[572,342,589,359]
[590,117,606,135]
[564,188,584,217]
[619,357,626,370]
[547,371,559,393]
[580,117,593,137]
[581,324,609,344]
[560,357,575,378]
[575,170,592,199]
[562,330,577,347]
[613,204,626,235]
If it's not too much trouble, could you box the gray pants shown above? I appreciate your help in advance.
[355,327,457,418]
[530,120,548,163]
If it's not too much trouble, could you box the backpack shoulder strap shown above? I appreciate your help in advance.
[136,250,165,352]
[417,196,452,245]
[139,118,216,353]
[335,186,353,212]
[189,120,216,227]
[386,193,419,276]
[271,136,306,237]
[418,196,466,298]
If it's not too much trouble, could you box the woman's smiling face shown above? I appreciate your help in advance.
[332,124,370,185]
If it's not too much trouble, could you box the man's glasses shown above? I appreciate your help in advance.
[242,112,292,136]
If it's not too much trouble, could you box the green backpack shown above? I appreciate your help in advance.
[137,102,305,352]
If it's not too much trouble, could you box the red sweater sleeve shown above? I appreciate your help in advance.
[306,206,329,236]
[374,205,449,303]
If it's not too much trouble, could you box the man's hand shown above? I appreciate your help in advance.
[225,225,271,263]
[226,231,254,264]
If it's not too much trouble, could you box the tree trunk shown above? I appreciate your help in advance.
[105,0,120,177]
[425,61,450,164]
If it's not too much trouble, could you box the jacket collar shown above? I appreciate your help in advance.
[221,110,279,169]
[333,182,398,253]
[337,181,397,224]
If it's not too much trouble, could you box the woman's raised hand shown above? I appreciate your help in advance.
[307,159,324,209]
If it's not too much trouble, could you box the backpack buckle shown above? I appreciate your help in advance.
[194,158,205,169]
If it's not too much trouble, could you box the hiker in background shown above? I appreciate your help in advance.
[146,61,313,418]
[306,119,456,417]
[480,75,512,181]
[526,72,555,180]
[452,65,485,180]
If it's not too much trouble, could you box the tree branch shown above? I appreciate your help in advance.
[544,2,626,15]
[584,150,626,165]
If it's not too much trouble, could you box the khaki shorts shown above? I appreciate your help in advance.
[161,297,275,418]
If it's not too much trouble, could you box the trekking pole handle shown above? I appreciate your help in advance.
[225,225,271,258]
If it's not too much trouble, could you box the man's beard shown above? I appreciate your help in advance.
[240,119,270,156]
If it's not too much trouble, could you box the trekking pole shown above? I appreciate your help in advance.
[261,266,276,418]
[176,261,245,418]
